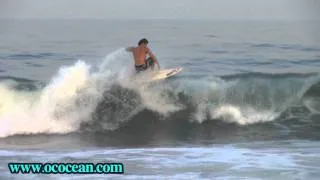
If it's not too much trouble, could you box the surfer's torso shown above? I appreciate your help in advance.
[131,46,149,66]
[126,39,160,71]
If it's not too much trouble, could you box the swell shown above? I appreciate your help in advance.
[0,52,72,61]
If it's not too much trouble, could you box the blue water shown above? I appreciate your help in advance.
[0,19,320,179]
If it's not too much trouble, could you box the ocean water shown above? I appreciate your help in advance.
[0,19,320,179]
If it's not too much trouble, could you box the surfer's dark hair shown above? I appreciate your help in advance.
[138,38,148,45]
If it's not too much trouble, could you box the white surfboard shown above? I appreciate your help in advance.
[149,67,183,81]
[132,67,183,83]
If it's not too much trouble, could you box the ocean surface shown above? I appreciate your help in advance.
[0,19,320,179]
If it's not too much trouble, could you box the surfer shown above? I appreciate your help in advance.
[126,38,160,72]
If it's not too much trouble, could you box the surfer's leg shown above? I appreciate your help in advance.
[146,57,155,70]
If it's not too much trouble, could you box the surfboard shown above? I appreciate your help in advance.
[149,67,183,81]
[132,67,183,83]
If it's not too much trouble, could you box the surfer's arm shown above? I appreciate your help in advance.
[125,47,134,52]
[147,48,160,69]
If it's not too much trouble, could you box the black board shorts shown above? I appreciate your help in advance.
[135,58,154,73]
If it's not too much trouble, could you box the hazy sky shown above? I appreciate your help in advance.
[0,0,319,20]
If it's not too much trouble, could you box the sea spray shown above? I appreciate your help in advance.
[0,49,132,137]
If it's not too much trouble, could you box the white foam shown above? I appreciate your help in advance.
[210,105,278,125]
[0,61,94,137]
[0,49,131,137]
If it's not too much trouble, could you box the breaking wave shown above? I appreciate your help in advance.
[0,49,320,138]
